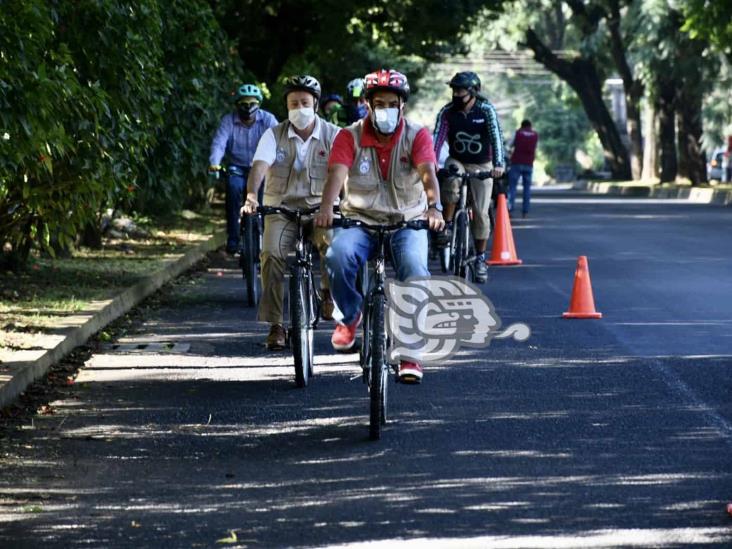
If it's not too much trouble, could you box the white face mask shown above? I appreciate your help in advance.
[288,107,315,130]
[372,107,400,134]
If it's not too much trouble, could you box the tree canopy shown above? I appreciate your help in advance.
[2,0,730,268]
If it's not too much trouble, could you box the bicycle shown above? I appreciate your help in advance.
[258,205,322,387]
[333,216,429,440]
[437,166,492,281]
[210,164,262,307]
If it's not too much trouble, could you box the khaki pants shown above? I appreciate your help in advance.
[258,213,332,325]
[440,158,493,240]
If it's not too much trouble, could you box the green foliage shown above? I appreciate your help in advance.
[0,0,241,267]
[136,0,244,214]
[518,81,597,174]
[682,0,732,61]
[211,0,504,119]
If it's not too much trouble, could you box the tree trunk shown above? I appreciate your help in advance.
[641,101,658,181]
[674,37,708,186]
[607,2,644,180]
[524,28,632,180]
[80,221,103,249]
[625,93,644,180]
[656,80,677,183]
[676,90,707,185]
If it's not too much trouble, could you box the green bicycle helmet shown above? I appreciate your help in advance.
[236,83,263,102]
[346,78,365,100]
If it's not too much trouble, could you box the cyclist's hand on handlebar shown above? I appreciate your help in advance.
[314,209,334,228]
[242,192,259,215]
[208,165,221,180]
[427,208,445,232]
[492,166,505,178]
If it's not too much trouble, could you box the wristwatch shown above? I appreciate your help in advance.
[428,202,443,213]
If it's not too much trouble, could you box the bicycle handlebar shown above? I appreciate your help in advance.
[438,167,493,181]
[333,217,430,232]
[257,205,321,218]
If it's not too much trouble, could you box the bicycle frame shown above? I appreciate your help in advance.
[360,227,389,380]
[258,205,320,325]
[441,168,492,280]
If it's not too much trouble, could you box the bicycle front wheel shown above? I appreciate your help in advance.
[452,212,470,280]
[290,266,313,388]
[241,215,259,307]
[369,294,387,440]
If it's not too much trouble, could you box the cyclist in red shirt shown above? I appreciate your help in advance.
[315,69,444,384]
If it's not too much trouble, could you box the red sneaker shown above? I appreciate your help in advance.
[398,361,423,384]
[331,312,362,351]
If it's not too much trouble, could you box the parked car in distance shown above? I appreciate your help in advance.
[707,147,727,182]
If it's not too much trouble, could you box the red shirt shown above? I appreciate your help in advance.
[510,128,539,165]
[329,117,436,179]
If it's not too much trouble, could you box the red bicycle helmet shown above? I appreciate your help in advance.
[364,69,410,101]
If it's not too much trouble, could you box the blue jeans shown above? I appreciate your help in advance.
[508,164,533,215]
[326,226,430,325]
[225,166,250,251]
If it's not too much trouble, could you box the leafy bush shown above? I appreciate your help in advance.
[0,0,241,268]
[136,0,244,214]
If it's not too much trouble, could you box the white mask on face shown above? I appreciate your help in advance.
[288,107,315,130]
[372,107,400,134]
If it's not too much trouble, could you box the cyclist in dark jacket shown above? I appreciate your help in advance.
[433,71,505,283]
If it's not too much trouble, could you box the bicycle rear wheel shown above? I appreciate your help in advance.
[290,266,313,388]
[241,215,259,307]
[369,294,387,440]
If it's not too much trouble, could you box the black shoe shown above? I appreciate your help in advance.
[474,253,488,283]
[225,246,238,256]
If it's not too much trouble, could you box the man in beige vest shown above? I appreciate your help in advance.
[315,69,444,384]
[243,76,340,349]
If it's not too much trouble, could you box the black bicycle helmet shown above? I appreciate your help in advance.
[283,75,322,100]
[448,71,481,93]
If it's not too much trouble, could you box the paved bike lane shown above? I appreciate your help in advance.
[1,191,731,547]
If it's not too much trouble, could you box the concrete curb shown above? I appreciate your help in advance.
[573,180,732,205]
[0,230,226,409]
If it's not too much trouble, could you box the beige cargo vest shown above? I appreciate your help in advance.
[340,119,427,224]
[264,118,340,208]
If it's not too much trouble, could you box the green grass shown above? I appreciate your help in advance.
[0,209,224,345]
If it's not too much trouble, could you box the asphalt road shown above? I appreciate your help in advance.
[1,189,731,548]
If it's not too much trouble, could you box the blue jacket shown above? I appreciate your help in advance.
[209,109,278,168]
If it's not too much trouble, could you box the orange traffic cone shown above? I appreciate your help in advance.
[487,194,522,266]
[563,256,602,319]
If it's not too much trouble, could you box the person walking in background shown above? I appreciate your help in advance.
[507,119,538,218]
[209,83,278,254]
